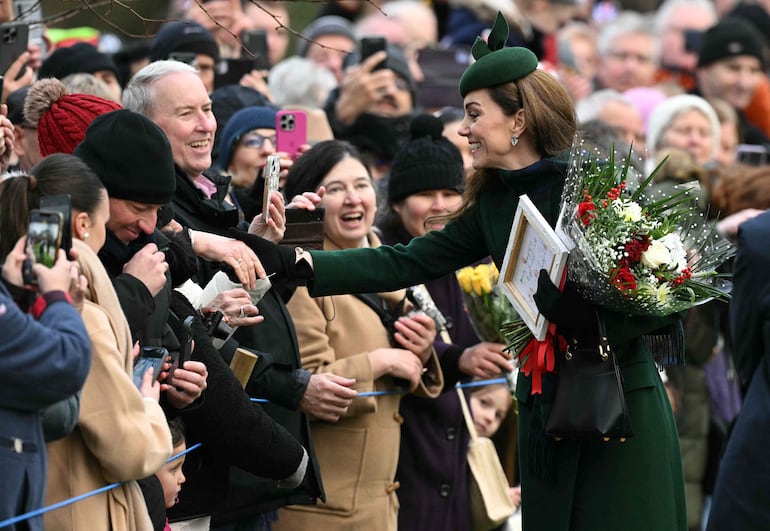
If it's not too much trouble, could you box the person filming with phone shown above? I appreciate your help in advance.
[0,153,175,531]
[325,38,419,181]
[0,204,90,531]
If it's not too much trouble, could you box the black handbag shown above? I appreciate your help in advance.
[545,309,634,441]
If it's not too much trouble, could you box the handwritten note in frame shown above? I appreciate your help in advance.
[498,195,569,340]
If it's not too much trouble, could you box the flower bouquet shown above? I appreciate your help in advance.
[555,142,734,316]
[456,263,519,344]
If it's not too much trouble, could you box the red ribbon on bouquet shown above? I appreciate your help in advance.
[520,266,569,395]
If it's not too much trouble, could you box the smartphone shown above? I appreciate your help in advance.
[281,208,325,250]
[0,22,29,79]
[683,30,703,54]
[132,346,168,389]
[262,154,281,222]
[275,109,307,160]
[241,29,270,70]
[39,195,72,258]
[736,144,769,166]
[169,316,194,380]
[360,36,387,71]
[23,209,63,284]
[214,58,257,90]
[169,51,197,66]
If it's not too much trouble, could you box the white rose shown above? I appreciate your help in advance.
[641,239,673,270]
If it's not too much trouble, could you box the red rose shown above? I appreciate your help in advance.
[612,267,637,291]
[577,201,596,226]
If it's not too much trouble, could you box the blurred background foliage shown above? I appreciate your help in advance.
[38,1,320,55]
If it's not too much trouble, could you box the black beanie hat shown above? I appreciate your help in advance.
[150,20,220,62]
[697,17,766,69]
[38,42,119,80]
[387,114,465,204]
[73,109,176,205]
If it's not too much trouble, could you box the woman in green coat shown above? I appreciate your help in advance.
[239,12,687,531]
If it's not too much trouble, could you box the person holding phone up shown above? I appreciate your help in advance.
[0,224,91,530]
[0,154,175,531]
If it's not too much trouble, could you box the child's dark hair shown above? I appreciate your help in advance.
[167,417,186,448]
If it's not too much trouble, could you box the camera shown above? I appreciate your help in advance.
[406,285,448,333]
[201,309,233,340]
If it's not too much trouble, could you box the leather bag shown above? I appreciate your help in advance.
[545,309,634,440]
[457,387,516,530]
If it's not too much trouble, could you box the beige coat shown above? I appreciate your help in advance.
[45,239,172,531]
[275,233,443,531]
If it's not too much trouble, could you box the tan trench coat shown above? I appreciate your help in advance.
[45,239,173,531]
[274,233,443,531]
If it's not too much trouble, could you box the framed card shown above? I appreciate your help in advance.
[498,195,569,340]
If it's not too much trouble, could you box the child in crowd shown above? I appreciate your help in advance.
[157,418,187,531]
[469,381,522,530]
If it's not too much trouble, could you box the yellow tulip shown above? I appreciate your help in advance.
[456,268,473,293]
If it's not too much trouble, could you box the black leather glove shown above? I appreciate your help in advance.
[227,228,314,284]
[533,269,597,337]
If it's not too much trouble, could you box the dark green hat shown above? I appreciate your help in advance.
[458,12,538,98]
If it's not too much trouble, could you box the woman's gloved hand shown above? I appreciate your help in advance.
[227,228,314,284]
[533,269,597,339]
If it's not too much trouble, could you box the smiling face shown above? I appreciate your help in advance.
[107,198,163,244]
[458,88,520,170]
[393,190,463,238]
[697,56,763,111]
[150,71,217,177]
[319,156,377,249]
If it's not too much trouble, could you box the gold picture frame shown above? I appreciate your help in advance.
[498,195,569,341]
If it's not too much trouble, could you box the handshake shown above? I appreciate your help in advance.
[227,228,314,284]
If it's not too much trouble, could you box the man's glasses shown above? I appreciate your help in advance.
[240,132,276,149]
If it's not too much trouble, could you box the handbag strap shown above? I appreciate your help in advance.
[456,387,479,441]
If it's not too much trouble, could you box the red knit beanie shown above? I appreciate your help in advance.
[24,78,122,156]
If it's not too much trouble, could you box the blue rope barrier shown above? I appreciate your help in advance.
[249,376,509,403]
[3,377,513,528]
[0,443,202,529]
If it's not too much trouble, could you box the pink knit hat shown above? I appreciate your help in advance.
[24,78,122,156]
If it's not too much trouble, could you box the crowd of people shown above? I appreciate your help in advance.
[2,0,770,530]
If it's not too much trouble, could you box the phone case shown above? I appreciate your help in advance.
[39,195,72,257]
[0,22,29,77]
[263,155,281,221]
[241,29,270,69]
[360,36,387,70]
[132,350,166,388]
[276,110,307,160]
[281,208,325,250]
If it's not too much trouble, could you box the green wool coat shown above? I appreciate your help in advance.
[309,158,687,531]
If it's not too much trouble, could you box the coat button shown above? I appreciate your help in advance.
[439,483,451,497]
[445,427,457,440]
